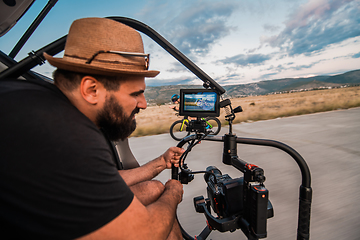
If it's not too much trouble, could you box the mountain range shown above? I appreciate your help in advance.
[145,69,360,105]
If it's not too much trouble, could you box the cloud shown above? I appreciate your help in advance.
[352,52,360,58]
[261,72,278,80]
[263,24,281,33]
[162,62,188,73]
[262,0,360,56]
[290,61,322,70]
[145,76,197,86]
[150,1,238,57]
[217,53,272,67]
[266,64,286,72]
[267,59,324,72]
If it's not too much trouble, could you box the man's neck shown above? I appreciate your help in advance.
[58,85,99,126]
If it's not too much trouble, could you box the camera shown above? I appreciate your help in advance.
[204,166,244,218]
[174,88,276,239]
[195,166,273,238]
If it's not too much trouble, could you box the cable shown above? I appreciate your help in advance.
[178,132,218,184]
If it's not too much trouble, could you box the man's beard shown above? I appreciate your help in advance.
[96,95,139,141]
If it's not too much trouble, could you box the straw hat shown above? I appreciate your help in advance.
[44,17,159,77]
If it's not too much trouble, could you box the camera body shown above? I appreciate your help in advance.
[205,167,244,218]
[204,166,272,238]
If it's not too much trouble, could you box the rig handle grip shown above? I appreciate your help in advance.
[172,165,179,180]
[297,186,312,240]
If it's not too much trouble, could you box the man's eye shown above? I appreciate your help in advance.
[131,90,144,97]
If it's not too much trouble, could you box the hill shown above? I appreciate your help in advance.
[321,69,360,84]
[145,69,360,105]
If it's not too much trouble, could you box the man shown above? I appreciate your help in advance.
[169,94,180,112]
[0,17,184,239]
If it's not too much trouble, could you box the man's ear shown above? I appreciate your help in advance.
[80,76,104,105]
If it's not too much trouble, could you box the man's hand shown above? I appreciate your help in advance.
[161,147,185,169]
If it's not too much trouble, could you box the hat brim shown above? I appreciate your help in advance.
[44,53,160,78]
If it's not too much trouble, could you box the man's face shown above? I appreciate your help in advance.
[96,76,147,141]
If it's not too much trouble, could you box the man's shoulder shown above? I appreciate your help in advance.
[0,79,71,110]
[0,79,67,105]
[0,78,59,95]
[0,79,93,132]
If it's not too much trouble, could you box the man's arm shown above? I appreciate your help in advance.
[77,179,183,240]
[169,105,179,112]
[119,147,184,186]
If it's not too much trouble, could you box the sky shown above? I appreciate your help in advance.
[1,0,359,86]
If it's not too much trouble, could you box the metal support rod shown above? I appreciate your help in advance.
[235,137,310,187]
[0,36,66,80]
[2,15,227,95]
[0,50,42,81]
[203,135,310,187]
[108,16,226,95]
[9,0,58,58]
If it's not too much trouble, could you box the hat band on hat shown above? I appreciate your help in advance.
[82,50,150,70]
[64,51,150,70]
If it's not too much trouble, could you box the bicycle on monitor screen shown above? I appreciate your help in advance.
[170,90,221,141]
[169,115,221,141]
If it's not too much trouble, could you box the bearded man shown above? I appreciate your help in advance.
[0,17,184,239]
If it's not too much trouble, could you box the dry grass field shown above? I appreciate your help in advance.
[131,86,360,137]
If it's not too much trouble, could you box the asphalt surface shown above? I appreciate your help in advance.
[129,107,360,240]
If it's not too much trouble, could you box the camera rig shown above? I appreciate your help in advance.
[0,15,312,240]
[172,98,275,239]
[172,97,311,240]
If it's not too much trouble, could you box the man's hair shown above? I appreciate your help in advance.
[53,69,123,91]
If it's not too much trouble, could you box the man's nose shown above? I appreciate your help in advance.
[137,95,147,109]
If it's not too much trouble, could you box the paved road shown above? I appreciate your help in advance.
[129,107,360,240]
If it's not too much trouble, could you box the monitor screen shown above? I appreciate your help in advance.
[179,89,220,117]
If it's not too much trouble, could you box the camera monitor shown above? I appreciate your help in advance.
[179,89,220,117]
